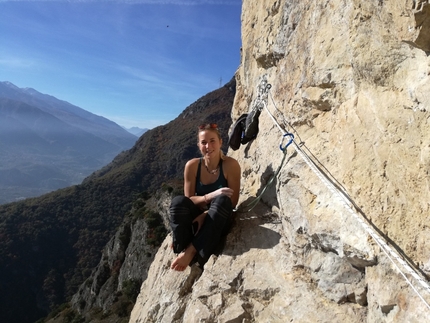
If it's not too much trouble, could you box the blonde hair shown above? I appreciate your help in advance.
[197,124,226,160]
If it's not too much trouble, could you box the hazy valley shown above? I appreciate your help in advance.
[0,81,138,204]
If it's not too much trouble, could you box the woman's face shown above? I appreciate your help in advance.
[198,129,222,158]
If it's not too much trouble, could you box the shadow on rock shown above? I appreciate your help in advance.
[222,200,281,257]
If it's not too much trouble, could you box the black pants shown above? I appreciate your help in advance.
[170,195,233,264]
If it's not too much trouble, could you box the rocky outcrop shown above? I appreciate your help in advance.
[130,203,371,322]
[130,0,430,322]
[70,207,159,318]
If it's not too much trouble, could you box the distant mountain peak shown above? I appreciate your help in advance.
[2,81,20,90]
[22,87,39,95]
[123,126,148,137]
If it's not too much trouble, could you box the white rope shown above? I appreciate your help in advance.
[261,94,430,310]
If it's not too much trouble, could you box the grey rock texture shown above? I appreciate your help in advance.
[130,0,430,322]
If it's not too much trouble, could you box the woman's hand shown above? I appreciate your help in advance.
[192,211,207,235]
[206,187,233,201]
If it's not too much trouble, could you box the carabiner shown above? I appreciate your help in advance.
[280,132,294,151]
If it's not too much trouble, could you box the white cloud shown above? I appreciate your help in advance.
[0,57,36,69]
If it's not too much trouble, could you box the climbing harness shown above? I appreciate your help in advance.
[242,80,272,143]
[246,77,430,310]
[228,113,248,151]
[228,80,271,150]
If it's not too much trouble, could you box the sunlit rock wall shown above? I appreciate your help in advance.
[129,1,430,322]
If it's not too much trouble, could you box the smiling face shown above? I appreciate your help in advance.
[198,128,222,160]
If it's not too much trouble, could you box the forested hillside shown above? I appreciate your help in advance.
[0,78,236,323]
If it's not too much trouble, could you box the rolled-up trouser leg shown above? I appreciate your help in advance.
[192,194,232,262]
[169,195,201,253]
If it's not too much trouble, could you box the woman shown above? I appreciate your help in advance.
[170,123,241,271]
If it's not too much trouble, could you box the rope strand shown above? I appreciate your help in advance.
[258,81,430,310]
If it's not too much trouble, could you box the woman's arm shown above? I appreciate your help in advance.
[225,157,241,208]
[183,159,196,198]
[184,159,207,207]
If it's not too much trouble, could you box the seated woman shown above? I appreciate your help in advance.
[170,123,241,271]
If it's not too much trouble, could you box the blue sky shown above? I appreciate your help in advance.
[0,0,242,129]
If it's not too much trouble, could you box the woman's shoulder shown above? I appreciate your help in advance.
[184,158,200,180]
[223,156,240,170]
[185,158,201,169]
[223,155,239,163]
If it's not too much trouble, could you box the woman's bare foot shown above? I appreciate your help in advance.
[171,244,197,271]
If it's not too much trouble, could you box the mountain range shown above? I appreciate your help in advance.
[0,77,236,323]
[0,81,137,204]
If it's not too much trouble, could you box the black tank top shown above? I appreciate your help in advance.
[195,158,228,196]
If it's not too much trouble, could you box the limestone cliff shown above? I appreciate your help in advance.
[129,1,430,322]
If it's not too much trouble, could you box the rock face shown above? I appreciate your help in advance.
[130,0,430,322]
